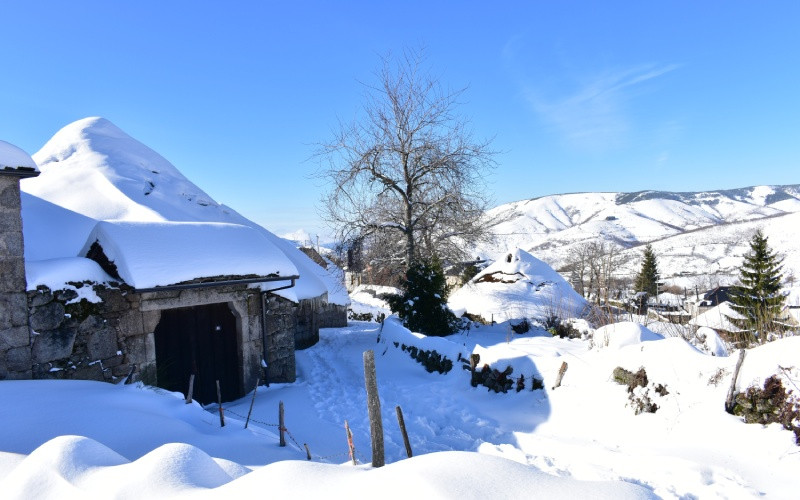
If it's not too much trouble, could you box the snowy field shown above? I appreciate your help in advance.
[2,319,798,499]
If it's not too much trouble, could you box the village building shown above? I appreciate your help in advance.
[0,121,348,404]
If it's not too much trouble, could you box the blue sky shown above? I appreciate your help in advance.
[2,1,798,239]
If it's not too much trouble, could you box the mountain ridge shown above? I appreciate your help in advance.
[480,184,800,291]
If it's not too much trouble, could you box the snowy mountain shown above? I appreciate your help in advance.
[20,117,347,304]
[480,186,800,285]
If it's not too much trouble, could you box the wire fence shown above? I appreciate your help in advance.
[208,406,365,464]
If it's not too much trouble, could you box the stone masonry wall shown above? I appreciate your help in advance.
[16,283,288,394]
[0,176,32,380]
[262,294,297,383]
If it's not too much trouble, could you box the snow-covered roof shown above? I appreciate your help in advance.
[0,140,39,176]
[80,221,298,290]
[19,117,345,301]
[688,301,744,332]
[448,248,587,322]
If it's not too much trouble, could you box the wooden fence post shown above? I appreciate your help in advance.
[553,362,568,389]
[216,380,225,427]
[279,400,286,447]
[363,350,384,467]
[344,420,357,465]
[396,405,412,458]
[725,349,747,413]
[244,377,259,429]
[185,374,195,404]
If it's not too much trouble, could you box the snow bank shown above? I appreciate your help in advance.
[2,326,800,498]
[448,248,587,322]
[80,221,298,289]
[380,318,468,362]
[696,326,729,357]
[0,438,656,499]
[349,284,399,317]
[593,321,664,349]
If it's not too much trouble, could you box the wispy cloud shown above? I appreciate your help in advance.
[524,63,680,152]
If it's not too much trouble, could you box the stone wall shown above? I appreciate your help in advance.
[0,176,32,380]
[262,294,297,382]
[318,302,348,329]
[294,295,348,349]
[10,283,299,395]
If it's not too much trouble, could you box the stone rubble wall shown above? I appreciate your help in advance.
[4,275,345,390]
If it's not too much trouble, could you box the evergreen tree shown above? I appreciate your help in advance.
[634,244,659,296]
[387,257,460,337]
[728,230,785,344]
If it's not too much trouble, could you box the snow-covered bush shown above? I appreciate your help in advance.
[387,259,459,337]
[612,366,669,415]
[731,375,800,445]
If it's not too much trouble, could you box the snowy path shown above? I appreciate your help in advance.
[229,322,523,465]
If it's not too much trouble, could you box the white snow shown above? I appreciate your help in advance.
[448,248,587,322]
[479,187,800,286]
[19,117,342,300]
[349,284,399,318]
[80,220,298,289]
[593,321,664,349]
[688,301,744,333]
[1,321,798,498]
[25,258,114,296]
[0,140,38,172]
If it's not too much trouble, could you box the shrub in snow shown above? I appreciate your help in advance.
[510,318,531,334]
[516,374,525,392]
[387,258,459,337]
[612,366,668,415]
[538,315,582,339]
[731,375,800,445]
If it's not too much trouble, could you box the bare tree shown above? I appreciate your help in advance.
[563,241,626,304]
[316,49,496,269]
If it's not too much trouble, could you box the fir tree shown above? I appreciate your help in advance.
[728,230,785,344]
[387,257,460,337]
[634,244,659,296]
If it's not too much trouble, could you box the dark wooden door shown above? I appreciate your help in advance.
[154,303,242,404]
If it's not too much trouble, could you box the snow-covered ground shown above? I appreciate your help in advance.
[2,320,798,498]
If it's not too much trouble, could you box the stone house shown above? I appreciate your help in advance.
[1,138,346,404]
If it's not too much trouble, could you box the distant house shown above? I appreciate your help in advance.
[1,122,348,404]
[686,286,733,317]
[688,301,745,341]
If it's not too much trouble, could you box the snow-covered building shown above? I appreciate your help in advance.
[687,301,744,338]
[448,248,587,323]
[0,118,348,403]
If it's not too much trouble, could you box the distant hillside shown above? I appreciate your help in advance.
[479,185,800,289]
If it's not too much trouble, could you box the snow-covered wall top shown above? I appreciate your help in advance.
[0,140,38,173]
[19,117,343,301]
[80,221,298,290]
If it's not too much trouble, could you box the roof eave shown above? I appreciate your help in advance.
[134,274,300,294]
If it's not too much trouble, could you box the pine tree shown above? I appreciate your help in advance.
[634,245,659,296]
[728,230,785,344]
[387,257,460,337]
